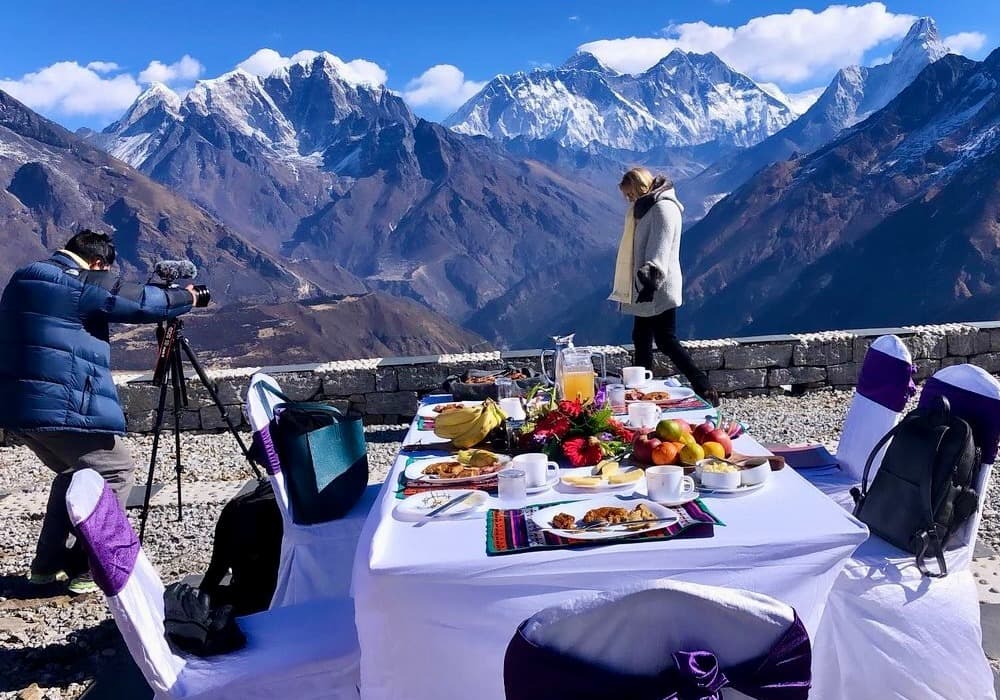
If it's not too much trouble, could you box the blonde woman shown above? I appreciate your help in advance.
[609,167,719,406]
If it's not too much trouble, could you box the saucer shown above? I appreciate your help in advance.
[651,490,700,507]
[525,475,559,494]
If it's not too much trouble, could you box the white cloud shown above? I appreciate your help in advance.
[138,55,204,84]
[580,2,922,83]
[0,61,141,116]
[945,31,988,56]
[86,61,120,73]
[236,48,387,86]
[568,15,580,21]
[402,64,486,111]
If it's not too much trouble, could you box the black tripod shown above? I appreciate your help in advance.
[137,317,262,542]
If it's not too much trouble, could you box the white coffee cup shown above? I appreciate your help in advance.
[627,401,660,430]
[622,366,654,388]
[646,465,695,502]
[511,453,560,488]
[499,397,526,421]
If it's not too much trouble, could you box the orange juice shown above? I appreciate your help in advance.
[561,370,596,402]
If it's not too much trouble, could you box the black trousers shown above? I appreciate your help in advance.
[631,307,713,394]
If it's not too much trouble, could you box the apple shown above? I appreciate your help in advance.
[672,418,693,434]
[692,418,717,445]
[655,419,684,442]
[707,428,733,457]
[632,433,660,464]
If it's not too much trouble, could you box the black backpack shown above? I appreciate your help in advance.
[200,478,282,615]
[851,396,982,577]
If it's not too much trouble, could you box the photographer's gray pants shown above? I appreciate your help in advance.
[18,432,135,576]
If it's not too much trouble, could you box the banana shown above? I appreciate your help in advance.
[433,400,505,447]
[433,407,483,439]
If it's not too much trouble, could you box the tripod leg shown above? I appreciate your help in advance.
[139,376,172,543]
[171,346,185,521]
[180,338,263,479]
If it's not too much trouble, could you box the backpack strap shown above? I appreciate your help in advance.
[914,529,948,578]
[850,412,922,511]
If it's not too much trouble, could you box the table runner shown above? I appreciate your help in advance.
[485,499,722,555]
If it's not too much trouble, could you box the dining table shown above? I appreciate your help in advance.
[350,398,869,700]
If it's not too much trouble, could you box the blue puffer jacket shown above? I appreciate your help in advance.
[0,251,193,434]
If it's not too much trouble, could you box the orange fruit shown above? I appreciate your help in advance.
[651,441,679,466]
[702,441,725,459]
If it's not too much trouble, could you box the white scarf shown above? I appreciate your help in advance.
[608,206,636,304]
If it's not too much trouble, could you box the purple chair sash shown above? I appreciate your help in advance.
[252,424,283,476]
[503,612,811,700]
[75,484,140,596]
[920,377,1000,462]
[857,348,916,412]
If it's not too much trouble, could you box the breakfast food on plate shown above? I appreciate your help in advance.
[455,449,502,468]
[552,513,576,529]
[433,399,505,448]
[465,371,527,384]
[422,457,503,479]
[591,459,621,477]
[550,504,658,530]
[608,469,643,485]
[432,403,468,414]
[561,474,604,487]
[625,389,672,402]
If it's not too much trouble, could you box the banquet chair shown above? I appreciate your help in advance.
[504,579,811,700]
[66,469,360,700]
[811,363,1000,699]
[805,334,914,505]
[247,372,377,608]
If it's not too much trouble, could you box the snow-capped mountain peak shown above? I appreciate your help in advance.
[892,17,949,65]
[446,49,797,151]
[561,51,615,74]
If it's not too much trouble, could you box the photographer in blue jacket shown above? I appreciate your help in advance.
[0,230,196,594]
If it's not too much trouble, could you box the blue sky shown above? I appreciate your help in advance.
[2,1,996,130]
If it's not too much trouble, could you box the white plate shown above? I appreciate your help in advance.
[651,490,701,507]
[525,475,560,494]
[559,466,644,491]
[394,489,488,521]
[404,455,510,484]
[625,384,696,404]
[695,479,766,495]
[532,496,678,541]
[417,400,483,419]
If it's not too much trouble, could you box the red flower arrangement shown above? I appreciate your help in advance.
[517,395,635,466]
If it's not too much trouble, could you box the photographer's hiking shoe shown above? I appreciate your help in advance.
[68,573,98,595]
[28,570,68,585]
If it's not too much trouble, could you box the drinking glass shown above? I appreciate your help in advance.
[497,468,527,505]
[495,377,516,399]
[607,383,627,413]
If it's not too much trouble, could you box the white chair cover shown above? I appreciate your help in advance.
[247,373,376,607]
[504,580,811,700]
[67,469,361,699]
[811,363,1000,699]
[837,335,914,481]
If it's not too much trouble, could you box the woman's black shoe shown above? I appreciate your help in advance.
[703,388,721,407]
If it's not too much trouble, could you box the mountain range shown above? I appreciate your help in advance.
[679,47,1000,338]
[89,53,622,343]
[0,88,489,366]
[3,15,995,363]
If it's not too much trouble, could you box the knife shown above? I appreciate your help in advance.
[413,492,473,527]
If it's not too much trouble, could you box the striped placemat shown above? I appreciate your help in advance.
[486,499,722,555]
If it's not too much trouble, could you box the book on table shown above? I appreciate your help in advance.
[762,443,838,470]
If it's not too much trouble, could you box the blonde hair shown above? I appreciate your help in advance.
[619,167,669,201]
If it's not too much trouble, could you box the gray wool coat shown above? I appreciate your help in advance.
[620,186,685,318]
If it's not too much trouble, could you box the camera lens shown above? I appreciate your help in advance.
[192,285,211,308]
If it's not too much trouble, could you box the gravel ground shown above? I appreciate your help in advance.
[0,391,996,698]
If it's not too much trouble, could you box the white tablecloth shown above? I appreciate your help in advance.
[351,408,869,700]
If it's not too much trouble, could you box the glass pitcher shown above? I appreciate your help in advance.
[540,333,576,390]
[559,347,597,402]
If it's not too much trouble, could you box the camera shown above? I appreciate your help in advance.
[153,259,211,308]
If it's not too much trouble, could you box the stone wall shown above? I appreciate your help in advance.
[93,321,1000,433]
